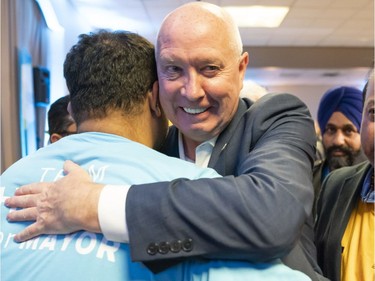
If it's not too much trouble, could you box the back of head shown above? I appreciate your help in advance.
[48,95,75,137]
[64,30,157,125]
[317,86,363,134]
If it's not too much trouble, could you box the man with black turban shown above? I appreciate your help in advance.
[313,86,367,212]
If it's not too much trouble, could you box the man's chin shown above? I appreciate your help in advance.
[327,155,352,171]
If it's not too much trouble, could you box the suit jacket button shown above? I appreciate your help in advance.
[147,243,159,255]
[169,240,182,253]
[158,242,170,254]
[182,238,193,252]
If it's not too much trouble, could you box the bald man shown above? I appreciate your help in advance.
[6,2,326,281]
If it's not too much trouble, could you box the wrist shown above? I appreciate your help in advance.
[75,183,104,233]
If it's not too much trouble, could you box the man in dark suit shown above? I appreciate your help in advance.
[5,2,326,280]
[315,71,374,281]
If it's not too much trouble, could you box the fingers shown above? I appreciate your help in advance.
[4,194,39,209]
[6,208,43,243]
[5,182,50,208]
[13,223,43,243]
[6,207,38,222]
[14,182,46,196]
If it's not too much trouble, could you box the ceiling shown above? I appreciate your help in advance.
[57,0,374,87]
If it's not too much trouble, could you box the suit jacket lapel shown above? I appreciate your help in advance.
[326,163,370,274]
[160,126,179,158]
[330,173,362,240]
[209,98,251,170]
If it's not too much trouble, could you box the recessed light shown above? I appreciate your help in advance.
[224,6,289,28]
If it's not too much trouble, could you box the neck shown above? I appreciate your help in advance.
[77,111,154,148]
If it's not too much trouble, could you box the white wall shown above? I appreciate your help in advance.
[266,83,365,121]
[49,0,94,103]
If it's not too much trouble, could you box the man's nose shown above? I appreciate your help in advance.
[180,72,204,101]
[331,130,346,146]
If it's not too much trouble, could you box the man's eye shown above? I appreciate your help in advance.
[205,65,219,71]
[368,108,375,121]
[164,66,181,79]
[343,128,355,135]
[166,66,180,73]
[201,65,220,76]
[325,127,336,134]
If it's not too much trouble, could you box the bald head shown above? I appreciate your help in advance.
[154,2,249,150]
[156,2,243,58]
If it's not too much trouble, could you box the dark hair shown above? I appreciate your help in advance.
[64,30,157,125]
[48,95,75,135]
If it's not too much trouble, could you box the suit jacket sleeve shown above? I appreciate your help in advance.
[126,93,316,266]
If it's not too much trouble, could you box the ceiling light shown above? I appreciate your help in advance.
[224,6,289,28]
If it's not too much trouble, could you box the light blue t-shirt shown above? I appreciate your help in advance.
[1,132,310,281]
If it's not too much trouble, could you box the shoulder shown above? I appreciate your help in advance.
[253,93,309,111]
[244,93,312,125]
[320,161,371,202]
[242,93,314,144]
[325,161,371,183]
[317,161,371,218]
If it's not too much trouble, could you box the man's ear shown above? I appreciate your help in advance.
[149,81,162,117]
[50,133,62,144]
[238,52,249,90]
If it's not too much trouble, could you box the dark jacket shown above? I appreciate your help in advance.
[127,94,325,280]
[315,161,372,281]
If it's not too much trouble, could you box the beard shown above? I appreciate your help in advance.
[326,145,361,171]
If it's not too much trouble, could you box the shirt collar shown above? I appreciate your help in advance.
[361,169,374,203]
[178,131,217,167]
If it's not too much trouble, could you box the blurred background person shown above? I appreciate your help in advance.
[47,95,77,143]
[313,86,366,205]
[239,80,268,102]
[315,69,374,281]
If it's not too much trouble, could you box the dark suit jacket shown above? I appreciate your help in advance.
[313,153,367,218]
[127,93,323,280]
[315,161,372,281]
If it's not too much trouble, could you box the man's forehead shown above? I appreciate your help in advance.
[326,111,357,127]
[157,45,229,65]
